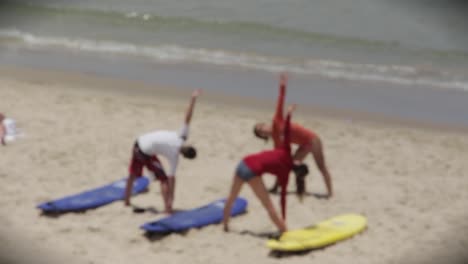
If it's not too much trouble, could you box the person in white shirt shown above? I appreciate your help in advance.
[124,89,201,213]
[0,113,18,146]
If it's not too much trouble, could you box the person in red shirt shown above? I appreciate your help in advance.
[223,105,305,233]
[254,73,333,199]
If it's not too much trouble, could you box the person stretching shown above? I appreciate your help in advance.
[223,105,306,233]
[253,74,333,199]
[124,89,201,214]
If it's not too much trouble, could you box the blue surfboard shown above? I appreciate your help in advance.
[141,197,248,233]
[37,177,150,213]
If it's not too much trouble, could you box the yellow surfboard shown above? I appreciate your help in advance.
[266,214,367,252]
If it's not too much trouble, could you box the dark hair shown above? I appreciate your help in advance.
[253,124,268,141]
[293,164,309,178]
[293,164,309,200]
[181,146,197,159]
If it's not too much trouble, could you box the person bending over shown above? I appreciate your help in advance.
[223,105,306,233]
[253,73,333,199]
[124,89,201,214]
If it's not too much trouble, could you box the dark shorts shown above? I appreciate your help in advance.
[128,142,168,181]
[235,161,256,181]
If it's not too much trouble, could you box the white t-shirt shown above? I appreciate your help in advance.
[2,118,17,136]
[2,118,19,143]
[137,125,189,177]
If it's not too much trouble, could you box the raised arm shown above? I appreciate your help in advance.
[184,89,202,125]
[272,74,287,147]
[282,104,295,151]
[274,73,287,121]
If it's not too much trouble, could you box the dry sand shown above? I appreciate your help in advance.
[1,66,467,264]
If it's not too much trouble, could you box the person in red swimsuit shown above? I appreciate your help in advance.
[223,105,305,233]
[254,73,333,199]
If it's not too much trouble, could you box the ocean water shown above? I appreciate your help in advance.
[1,0,468,126]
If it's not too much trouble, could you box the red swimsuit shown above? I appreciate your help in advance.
[272,83,316,148]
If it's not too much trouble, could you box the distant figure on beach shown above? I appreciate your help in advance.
[253,73,333,199]
[124,89,202,214]
[0,113,19,146]
[223,104,307,233]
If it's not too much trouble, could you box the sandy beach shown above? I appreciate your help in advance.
[1,66,468,264]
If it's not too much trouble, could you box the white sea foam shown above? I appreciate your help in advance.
[1,29,467,91]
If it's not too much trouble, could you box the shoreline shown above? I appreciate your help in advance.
[2,64,468,135]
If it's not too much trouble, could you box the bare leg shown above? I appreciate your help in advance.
[160,179,172,214]
[248,177,287,232]
[293,142,312,163]
[168,177,176,210]
[124,174,136,206]
[294,137,333,197]
[311,137,333,197]
[223,175,244,232]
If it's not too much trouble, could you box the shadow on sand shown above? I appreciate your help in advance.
[143,229,190,242]
[270,191,330,199]
[236,229,329,258]
[131,205,161,215]
[38,209,90,218]
[38,201,162,218]
[268,248,320,258]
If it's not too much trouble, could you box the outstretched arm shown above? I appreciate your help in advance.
[282,104,295,151]
[184,89,202,125]
[272,73,287,147]
[274,73,287,120]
